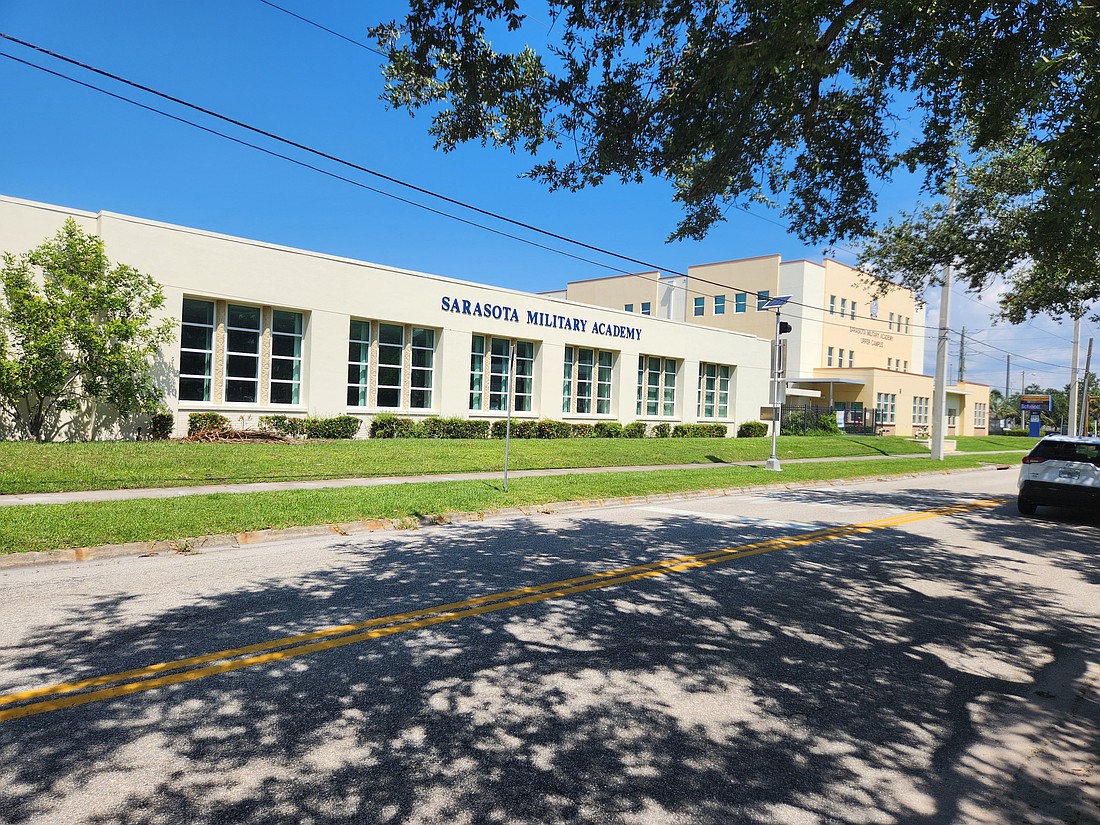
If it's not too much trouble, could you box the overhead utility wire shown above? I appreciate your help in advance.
[0,32,1064,353]
[256,0,388,57]
[246,4,1087,352]
[0,31,881,330]
[0,33,676,277]
[0,51,632,276]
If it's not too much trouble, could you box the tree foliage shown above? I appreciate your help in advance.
[0,220,173,441]
[372,0,1099,258]
[858,139,1099,323]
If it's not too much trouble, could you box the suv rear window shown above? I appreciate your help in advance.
[1029,440,1100,462]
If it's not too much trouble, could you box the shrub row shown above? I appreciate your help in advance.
[671,423,728,438]
[189,412,754,441]
[188,413,362,439]
[737,421,769,438]
[372,417,730,439]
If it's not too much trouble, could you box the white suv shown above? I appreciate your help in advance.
[1017,434,1100,515]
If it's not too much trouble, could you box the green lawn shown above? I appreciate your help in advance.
[952,435,1039,452]
[0,435,937,494]
[0,452,1023,554]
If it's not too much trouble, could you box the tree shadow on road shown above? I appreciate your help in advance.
[0,487,1097,824]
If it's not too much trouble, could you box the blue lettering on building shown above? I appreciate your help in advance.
[444,295,640,340]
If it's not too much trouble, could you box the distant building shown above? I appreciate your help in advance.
[555,256,989,437]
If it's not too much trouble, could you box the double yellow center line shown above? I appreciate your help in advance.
[0,498,1003,723]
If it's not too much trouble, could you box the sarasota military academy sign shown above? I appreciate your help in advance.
[441,295,643,341]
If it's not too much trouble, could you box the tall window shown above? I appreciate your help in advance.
[348,320,371,406]
[887,358,893,370]
[469,334,485,410]
[562,347,574,414]
[840,298,847,317]
[876,393,897,424]
[641,302,651,316]
[838,348,845,367]
[850,302,856,320]
[827,346,834,367]
[905,317,911,334]
[376,323,404,408]
[515,341,535,412]
[693,296,705,317]
[913,396,930,426]
[888,312,895,331]
[848,351,854,368]
[713,295,725,315]
[974,402,987,428]
[179,298,214,401]
[947,407,957,426]
[410,327,434,409]
[488,336,511,411]
[270,310,303,404]
[225,304,261,403]
[637,356,677,416]
[563,347,612,415]
[757,290,770,311]
[829,295,836,315]
[596,351,612,414]
[698,363,730,418]
[903,360,908,372]
[735,293,747,313]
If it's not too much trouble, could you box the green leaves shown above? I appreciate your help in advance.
[0,220,173,441]
[374,0,1099,317]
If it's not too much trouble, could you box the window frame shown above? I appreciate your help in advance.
[179,298,215,402]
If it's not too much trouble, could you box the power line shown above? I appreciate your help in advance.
[256,0,388,57]
[0,32,1079,374]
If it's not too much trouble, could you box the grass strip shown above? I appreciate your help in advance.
[0,452,1022,554]
[0,435,1037,495]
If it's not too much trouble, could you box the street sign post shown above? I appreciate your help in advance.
[761,295,792,471]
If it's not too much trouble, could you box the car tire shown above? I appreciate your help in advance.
[1017,495,1037,516]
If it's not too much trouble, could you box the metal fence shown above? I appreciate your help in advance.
[779,405,884,436]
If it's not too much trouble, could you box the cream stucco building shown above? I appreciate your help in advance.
[0,195,775,440]
[553,256,990,437]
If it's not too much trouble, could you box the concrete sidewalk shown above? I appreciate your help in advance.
[0,451,1020,507]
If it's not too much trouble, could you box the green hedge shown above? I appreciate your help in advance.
[187,412,230,435]
[304,416,361,439]
[536,419,573,439]
[737,420,769,438]
[593,421,624,438]
[652,422,671,438]
[671,423,727,438]
[259,415,306,437]
[423,417,491,439]
[148,412,174,440]
[623,421,647,438]
[369,414,420,439]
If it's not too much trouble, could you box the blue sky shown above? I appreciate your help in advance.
[0,1,1092,399]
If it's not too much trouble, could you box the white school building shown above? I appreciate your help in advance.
[0,195,775,440]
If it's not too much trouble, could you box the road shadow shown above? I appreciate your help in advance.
[0,489,1096,824]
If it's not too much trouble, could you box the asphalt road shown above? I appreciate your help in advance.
[0,469,1097,825]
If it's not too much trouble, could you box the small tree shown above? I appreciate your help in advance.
[0,220,173,441]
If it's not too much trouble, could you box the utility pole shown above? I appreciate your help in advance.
[1069,312,1082,435]
[1078,338,1093,438]
[958,327,966,383]
[1005,354,1010,399]
[931,160,957,462]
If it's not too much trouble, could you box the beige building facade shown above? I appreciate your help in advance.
[559,256,990,437]
[0,195,775,440]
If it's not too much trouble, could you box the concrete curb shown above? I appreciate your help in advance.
[0,464,1010,570]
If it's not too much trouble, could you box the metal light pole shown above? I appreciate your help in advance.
[762,295,792,471]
